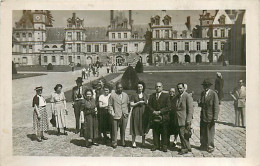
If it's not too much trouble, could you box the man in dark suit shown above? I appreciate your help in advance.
[198,79,220,153]
[72,77,85,133]
[148,82,169,152]
[175,83,194,155]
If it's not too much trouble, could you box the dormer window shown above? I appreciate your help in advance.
[182,31,187,38]
[123,20,127,28]
[76,21,80,27]
[134,33,138,39]
[219,15,226,24]
[155,16,160,25]
[173,31,177,38]
[164,19,169,25]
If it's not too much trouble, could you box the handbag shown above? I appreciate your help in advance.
[50,113,56,127]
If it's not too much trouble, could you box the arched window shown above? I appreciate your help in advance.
[196,54,202,63]
[219,15,226,24]
[44,45,49,48]
[28,33,32,37]
[173,55,179,63]
[52,45,57,48]
[185,55,190,63]
[16,33,20,38]
[22,33,26,38]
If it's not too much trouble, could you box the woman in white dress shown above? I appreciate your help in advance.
[51,84,68,135]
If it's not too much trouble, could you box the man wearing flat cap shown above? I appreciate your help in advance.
[72,77,85,133]
[198,79,220,153]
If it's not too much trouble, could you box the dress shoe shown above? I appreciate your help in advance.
[64,132,68,136]
[132,142,136,148]
[178,149,188,155]
[36,137,42,142]
[151,147,158,151]
[86,145,92,148]
[207,147,214,153]
[112,145,117,149]
[199,145,207,151]
[188,149,192,152]
[41,136,48,140]
[92,142,99,146]
[162,148,168,152]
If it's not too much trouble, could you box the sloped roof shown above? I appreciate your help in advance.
[132,24,150,39]
[45,27,65,44]
[15,11,34,29]
[85,27,108,41]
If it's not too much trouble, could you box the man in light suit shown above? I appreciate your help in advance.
[72,77,85,133]
[148,82,170,152]
[198,79,220,153]
[175,83,194,155]
[108,82,130,149]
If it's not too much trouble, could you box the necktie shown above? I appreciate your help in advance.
[156,93,159,100]
[78,87,81,95]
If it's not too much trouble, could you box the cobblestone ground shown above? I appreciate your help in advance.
[13,101,246,157]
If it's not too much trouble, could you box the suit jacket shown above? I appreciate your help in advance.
[148,92,169,124]
[108,92,130,119]
[199,89,220,122]
[72,86,85,102]
[175,92,194,126]
[232,86,246,108]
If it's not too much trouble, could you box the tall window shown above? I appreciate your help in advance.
[28,33,32,38]
[118,33,121,39]
[185,42,189,51]
[16,33,20,38]
[134,33,138,39]
[76,22,80,27]
[165,42,169,51]
[207,42,209,50]
[44,56,47,63]
[196,42,201,51]
[221,42,225,50]
[87,45,91,52]
[124,45,128,52]
[156,30,159,38]
[156,42,159,51]
[174,42,177,51]
[112,33,115,39]
[68,56,72,63]
[22,33,26,38]
[112,45,115,52]
[124,33,127,38]
[22,45,26,53]
[68,44,72,52]
[68,32,72,40]
[134,43,138,49]
[77,43,81,52]
[214,30,218,37]
[214,42,218,50]
[77,32,81,40]
[221,29,225,37]
[164,19,169,25]
[103,44,107,52]
[95,45,99,52]
[220,15,226,24]
[52,56,56,63]
[165,30,169,38]
[29,45,33,53]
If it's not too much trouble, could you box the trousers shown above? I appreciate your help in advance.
[111,115,128,146]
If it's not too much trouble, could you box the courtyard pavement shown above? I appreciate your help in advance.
[12,67,246,157]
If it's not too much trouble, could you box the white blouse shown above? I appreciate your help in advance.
[99,94,111,108]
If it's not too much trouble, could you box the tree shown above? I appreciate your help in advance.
[135,60,143,73]
[121,66,139,90]
[46,10,54,27]
[12,61,17,74]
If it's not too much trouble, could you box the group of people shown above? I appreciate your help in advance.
[106,63,118,74]
[81,64,101,79]
[32,72,246,155]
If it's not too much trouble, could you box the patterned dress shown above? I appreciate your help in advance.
[32,95,49,134]
[50,91,67,129]
[81,98,99,140]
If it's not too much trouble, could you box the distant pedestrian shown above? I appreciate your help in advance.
[32,86,49,142]
[82,67,86,79]
[96,67,99,77]
[92,65,96,77]
[81,89,99,148]
[86,67,90,79]
[107,65,110,73]
[215,72,224,104]
[51,84,68,136]
[111,64,114,73]
[230,79,246,128]
[198,79,219,153]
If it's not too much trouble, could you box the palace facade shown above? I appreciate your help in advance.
[12,10,245,66]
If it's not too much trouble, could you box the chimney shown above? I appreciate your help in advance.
[203,10,207,15]
[110,10,114,22]
[72,13,76,19]
[129,10,132,24]
[186,16,191,30]
[161,10,166,17]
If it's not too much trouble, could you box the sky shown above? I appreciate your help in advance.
[13,10,215,27]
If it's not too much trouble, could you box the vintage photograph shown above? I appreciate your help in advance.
[12,10,246,157]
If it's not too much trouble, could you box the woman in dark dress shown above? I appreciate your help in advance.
[130,81,149,148]
[168,88,179,147]
[81,89,99,148]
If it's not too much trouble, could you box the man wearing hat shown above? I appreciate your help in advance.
[72,77,85,133]
[198,79,220,153]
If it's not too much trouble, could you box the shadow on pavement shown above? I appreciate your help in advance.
[27,134,37,141]
[70,139,86,147]
[66,128,78,134]
[216,121,235,127]
[47,130,58,135]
